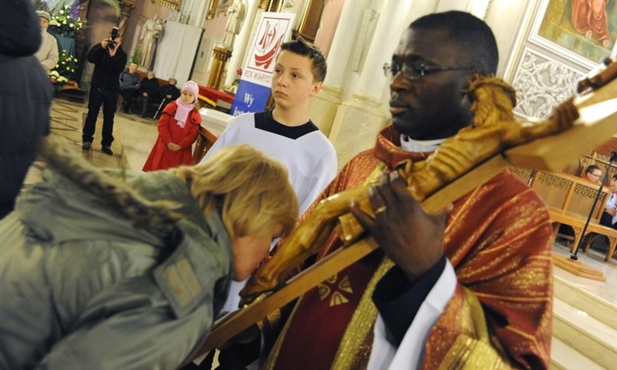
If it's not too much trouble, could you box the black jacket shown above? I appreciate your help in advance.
[158,84,180,101]
[87,43,127,91]
[139,77,160,97]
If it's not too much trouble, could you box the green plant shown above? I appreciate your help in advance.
[131,44,141,64]
[102,0,121,15]
[49,49,78,87]
[49,4,83,37]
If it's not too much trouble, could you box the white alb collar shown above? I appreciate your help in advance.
[400,134,445,153]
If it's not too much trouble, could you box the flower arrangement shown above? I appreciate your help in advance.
[49,50,78,88]
[49,70,68,86]
[49,5,83,37]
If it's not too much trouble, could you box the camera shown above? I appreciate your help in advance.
[108,27,120,49]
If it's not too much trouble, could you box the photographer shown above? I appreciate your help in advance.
[82,28,127,156]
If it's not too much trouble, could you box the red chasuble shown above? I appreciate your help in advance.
[263,126,553,370]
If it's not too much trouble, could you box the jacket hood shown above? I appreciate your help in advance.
[0,0,42,56]
[15,168,213,248]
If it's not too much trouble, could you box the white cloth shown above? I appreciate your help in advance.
[399,134,445,153]
[153,21,202,86]
[201,113,338,215]
[367,260,457,370]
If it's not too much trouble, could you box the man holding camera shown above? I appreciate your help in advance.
[82,28,127,156]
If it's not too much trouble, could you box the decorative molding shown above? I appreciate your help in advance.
[119,0,137,8]
[509,166,533,181]
[350,92,383,110]
[574,183,606,201]
[151,0,181,10]
[511,47,584,119]
[537,172,572,190]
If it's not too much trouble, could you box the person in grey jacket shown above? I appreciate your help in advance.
[119,62,140,114]
[0,0,53,219]
[0,137,299,369]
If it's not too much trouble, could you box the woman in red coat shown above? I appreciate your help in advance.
[143,81,202,171]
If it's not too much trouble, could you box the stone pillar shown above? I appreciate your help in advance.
[117,0,136,35]
[353,0,413,101]
[207,47,233,89]
[322,0,371,91]
[323,0,416,168]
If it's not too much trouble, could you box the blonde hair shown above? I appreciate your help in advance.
[171,145,299,239]
[37,137,298,242]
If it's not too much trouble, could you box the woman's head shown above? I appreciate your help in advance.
[171,145,299,280]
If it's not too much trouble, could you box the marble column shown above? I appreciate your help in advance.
[352,0,413,102]
[117,0,137,36]
[322,0,371,92]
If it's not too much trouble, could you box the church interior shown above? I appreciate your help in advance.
[19,0,617,368]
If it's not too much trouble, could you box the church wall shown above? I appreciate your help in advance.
[77,0,613,170]
[122,1,171,68]
[312,0,345,57]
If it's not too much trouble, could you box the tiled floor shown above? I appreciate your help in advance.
[49,97,159,170]
[553,239,617,307]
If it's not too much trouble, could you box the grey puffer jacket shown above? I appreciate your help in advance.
[0,168,233,369]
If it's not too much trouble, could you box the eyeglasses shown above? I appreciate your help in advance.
[383,61,476,81]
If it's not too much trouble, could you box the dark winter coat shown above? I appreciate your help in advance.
[0,0,52,218]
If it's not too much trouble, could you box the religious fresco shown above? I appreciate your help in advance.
[537,0,617,64]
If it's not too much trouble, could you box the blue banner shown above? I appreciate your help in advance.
[230,79,271,116]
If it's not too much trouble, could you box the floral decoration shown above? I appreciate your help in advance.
[49,70,68,86]
[49,50,78,89]
[49,4,83,37]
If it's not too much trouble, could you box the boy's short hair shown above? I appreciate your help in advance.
[169,78,177,85]
[279,36,327,83]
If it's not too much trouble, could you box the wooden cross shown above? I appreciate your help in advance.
[195,63,617,357]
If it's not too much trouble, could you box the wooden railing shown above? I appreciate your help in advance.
[512,168,617,261]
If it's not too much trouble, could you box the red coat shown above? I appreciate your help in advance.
[142,101,201,171]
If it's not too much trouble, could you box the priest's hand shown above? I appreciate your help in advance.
[350,171,449,282]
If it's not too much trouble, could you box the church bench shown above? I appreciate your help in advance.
[548,211,617,261]
[117,70,171,117]
[525,169,617,261]
[134,69,169,89]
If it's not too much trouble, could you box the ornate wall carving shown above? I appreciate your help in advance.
[511,48,584,119]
